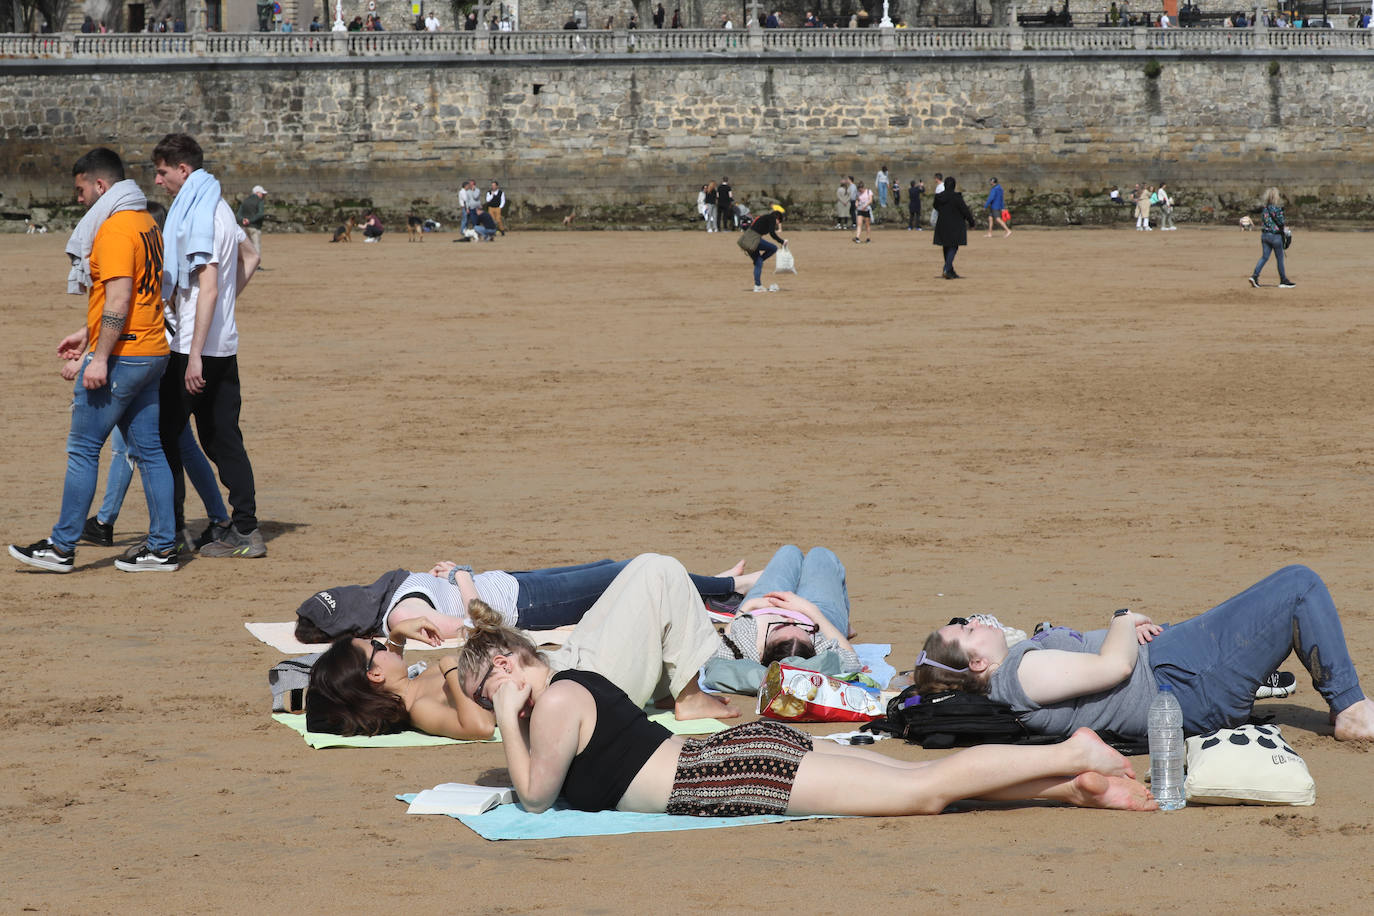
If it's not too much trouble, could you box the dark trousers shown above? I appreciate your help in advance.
[717,202,731,231]
[908,205,920,229]
[943,245,959,274]
[159,351,258,533]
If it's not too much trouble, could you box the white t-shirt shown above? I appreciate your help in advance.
[166,199,246,357]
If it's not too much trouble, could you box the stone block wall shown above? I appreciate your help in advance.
[2,54,1372,228]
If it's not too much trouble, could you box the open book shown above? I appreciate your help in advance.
[406,783,516,816]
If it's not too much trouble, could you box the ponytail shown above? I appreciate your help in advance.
[455,599,542,688]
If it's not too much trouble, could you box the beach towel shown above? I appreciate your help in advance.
[160,168,222,300]
[274,709,728,749]
[64,178,148,294]
[393,794,837,840]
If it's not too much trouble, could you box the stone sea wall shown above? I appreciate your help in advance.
[2,50,1373,229]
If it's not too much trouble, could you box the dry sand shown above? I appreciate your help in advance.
[4,224,1374,913]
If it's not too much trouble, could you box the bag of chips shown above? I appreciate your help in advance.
[756,661,884,723]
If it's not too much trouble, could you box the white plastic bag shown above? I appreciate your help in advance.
[774,245,796,274]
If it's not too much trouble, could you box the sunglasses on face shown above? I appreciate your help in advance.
[471,664,495,711]
[366,638,387,669]
[765,620,819,641]
[948,617,969,626]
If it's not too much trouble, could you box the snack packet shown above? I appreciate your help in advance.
[756,661,885,723]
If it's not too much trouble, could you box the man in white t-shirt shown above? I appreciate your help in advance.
[424,12,440,30]
[152,133,266,559]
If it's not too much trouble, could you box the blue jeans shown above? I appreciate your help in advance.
[1252,230,1289,283]
[514,559,735,629]
[877,182,889,208]
[473,226,496,240]
[99,424,229,527]
[739,545,850,635]
[53,354,174,553]
[1149,565,1364,735]
[752,239,777,285]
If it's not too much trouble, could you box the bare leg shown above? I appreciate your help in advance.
[786,728,1144,816]
[713,559,762,594]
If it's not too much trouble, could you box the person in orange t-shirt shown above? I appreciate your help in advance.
[7,147,180,575]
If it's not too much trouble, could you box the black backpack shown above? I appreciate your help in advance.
[864,687,1036,749]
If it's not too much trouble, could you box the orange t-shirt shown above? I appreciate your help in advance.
[86,209,169,357]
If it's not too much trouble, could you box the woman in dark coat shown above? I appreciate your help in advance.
[932,176,978,279]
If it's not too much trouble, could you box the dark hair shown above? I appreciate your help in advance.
[911,631,988,695]
[145,200,168,230]
[152,132,204,170]
[945,176,957,190]
[761,636,813,667]
[305,638,408,736]
[72,147,125,182]
[295,615,346,644]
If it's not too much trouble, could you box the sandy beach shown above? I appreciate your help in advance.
[4,223,1374,914]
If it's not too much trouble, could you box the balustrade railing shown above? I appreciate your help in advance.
[1,26,1369,61]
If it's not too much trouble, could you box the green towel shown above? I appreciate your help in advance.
[274,709,729,749]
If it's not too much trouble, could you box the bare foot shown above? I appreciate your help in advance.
[715,559,746,579]
[674,681,740,721]
[1334,698,1374,741]
[1065,772,1158,811]
[1065,727,1136,779]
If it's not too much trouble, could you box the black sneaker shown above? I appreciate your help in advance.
[9,538,74,573]
[1247,276,1260,288]
[1255,671,1298,699]
[1279,280,1297,289]
[114,545,179,573]
[193,521,232,551]
[81,516,114,547]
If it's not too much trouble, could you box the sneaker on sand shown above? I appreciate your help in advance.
[1255,671,1298,699]
[193,521,232,551]
[1279,280,1296,289]
[753,284,767,293]
[1248,276,1260,288]
[9,538,74,573]
[199,526,267,558]
[114,545,179,573]
[81,516,114,547]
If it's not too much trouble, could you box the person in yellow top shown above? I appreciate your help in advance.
[8,148,180,574]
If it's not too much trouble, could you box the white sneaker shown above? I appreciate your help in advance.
[753,285,766,293]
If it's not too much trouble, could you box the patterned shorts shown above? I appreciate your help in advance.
[666,720,814,817]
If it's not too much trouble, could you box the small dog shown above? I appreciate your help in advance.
[330,216,356,243]
[562,211,577,227]
[1239,215,1253,231]
[26,220,47,234]
[407,215,424,242]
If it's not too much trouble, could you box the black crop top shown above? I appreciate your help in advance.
[552,669,673,811]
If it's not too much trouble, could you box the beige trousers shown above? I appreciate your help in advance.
[547,554,723,707]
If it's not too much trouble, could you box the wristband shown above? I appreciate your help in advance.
[1113,608,1130,618]
[447,564,474,586]
[441,667,457,678]
[386,634,405,647]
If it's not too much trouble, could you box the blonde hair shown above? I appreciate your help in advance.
[1263,187,1282,207]
[455,599,543,689]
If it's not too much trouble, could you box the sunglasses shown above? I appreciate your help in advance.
[913,650,970,675]
[471,664,495,711]
[765,620,819,641]
[366,638,387,670]
[948,617,969,626]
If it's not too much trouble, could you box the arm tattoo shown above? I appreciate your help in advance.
[100,312,126,332]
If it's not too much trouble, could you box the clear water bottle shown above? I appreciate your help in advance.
[1147,684,1186,811]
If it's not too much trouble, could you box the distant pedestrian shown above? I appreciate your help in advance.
[932,176,977,279]
[984,177,1010,237]
[716,177,734,232]
[853,181,873,243]
[835,177,851,229]
[486,181,507,234]
[237,185,268,262]
[876,166,890,208]
[739,205,788,292]
[907,179,924,230]
[671,7,681,27]
[1248,187,1295,288]
[1156,182,1176,230]
[654,2,666,28]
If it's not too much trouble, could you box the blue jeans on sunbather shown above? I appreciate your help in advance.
[1148,565,1365,735]
[737,545,849,635]
[98,423,229,528]
[513,560,736,630]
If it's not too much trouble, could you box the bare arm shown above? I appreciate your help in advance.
[82,276,132,389]
[1016,611,1152,705]
[407,690,496,741]
[426,561,481,610]
[761,591,856,654]
[236,236,260,294]
[184,265,216,394]
[493,680,586,813]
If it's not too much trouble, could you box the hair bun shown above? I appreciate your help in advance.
[467,598,504,632]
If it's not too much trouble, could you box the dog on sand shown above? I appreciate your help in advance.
[407,214,424,242]
[1239,215,1253,231]
[26,220,47,234]
[330,216,356,243]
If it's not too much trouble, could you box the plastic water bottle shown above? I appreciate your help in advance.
[1147,684,1186,811]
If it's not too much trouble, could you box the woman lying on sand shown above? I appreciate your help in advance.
[306,555,740,739]
[714,545,861,672]
[295,556,759,643]
[914,565,1374,742]
[454,594,1157,817]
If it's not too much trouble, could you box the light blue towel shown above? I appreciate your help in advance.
[161,168,222,300]
[856,643,896,692]
[395,794,836,840]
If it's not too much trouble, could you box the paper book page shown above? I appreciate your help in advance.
[407,784,515,815]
